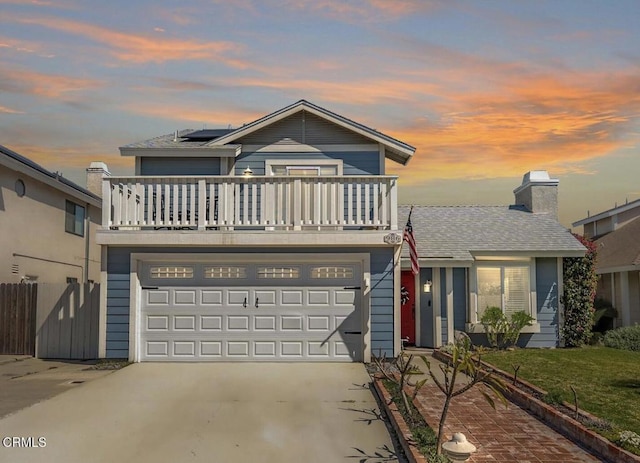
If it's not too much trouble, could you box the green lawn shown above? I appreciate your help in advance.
[482,347,640,434]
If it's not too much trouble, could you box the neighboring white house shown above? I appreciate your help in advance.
[573,199,640,327]
[0,145,102,284]
[96,100,415,363]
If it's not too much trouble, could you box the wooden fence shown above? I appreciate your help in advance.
[36,283,100,360]
[0,283,38,355]
[0,282,100,359]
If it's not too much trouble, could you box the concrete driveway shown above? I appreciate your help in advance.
[0,363,404,463]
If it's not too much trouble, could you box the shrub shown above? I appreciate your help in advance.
[593,298,617,333]
[603,325,640,351]
[561,235,598,347]
[480,307,534,349]
[542,389,565,406]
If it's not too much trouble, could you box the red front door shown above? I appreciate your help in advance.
[401,271,416,345]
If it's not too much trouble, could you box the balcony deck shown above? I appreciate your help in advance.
[102,175,398,233]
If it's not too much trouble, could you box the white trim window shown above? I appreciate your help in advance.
[266,159,343,176]
[474,261,535,322]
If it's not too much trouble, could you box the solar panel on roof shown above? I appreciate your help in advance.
[182,129,235,140]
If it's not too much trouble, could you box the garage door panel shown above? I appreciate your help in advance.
[308,316,330,331]
[255,316,276,330]
[308,342,329,357]
[175,290,197,305]
[334,290,356,305]
[281,341,303,357]
[254,290,276,306]
[174,316,196,330]
[147,315,169,330]
[254,341,276,357]
[173,341,196,356]
[146,341,169,357]
[227,316,250,331]
[147,290,169,305]
[281,316,303,331]
[281,290,303,305]
[227,342,250,357]
[201,315,222,330]
[227,290,250,306]
[308,290,330,305]
[140,277,363,361]
[201,290,223,305]
[201,341,222,356]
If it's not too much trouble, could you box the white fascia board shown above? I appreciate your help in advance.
[470,250,586,258]
[596,265,639,274]
[209,102,415,163]
[96,230,399,247]
[572,199,640,227]
[242,144,379,153]
[2,155,101,208]
[119,146,240,157]
[400,258,473,268]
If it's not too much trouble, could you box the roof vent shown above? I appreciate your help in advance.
[173,130,179,142]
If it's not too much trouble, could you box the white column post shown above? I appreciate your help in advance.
[621,271,631,326]
[101,178,111,229]
[389,177,398,230]
[198,179,206,230]
[446,267,454,343]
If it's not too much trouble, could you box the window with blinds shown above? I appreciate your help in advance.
[477,265,530,318]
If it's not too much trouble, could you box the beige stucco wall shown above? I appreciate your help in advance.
[0,164,101,284]
[629,271,640,326]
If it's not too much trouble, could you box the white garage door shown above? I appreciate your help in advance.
[138,262,363,362]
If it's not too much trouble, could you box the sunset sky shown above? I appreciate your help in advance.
[1,0,639,227]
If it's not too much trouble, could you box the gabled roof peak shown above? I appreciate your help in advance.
[208,100,416,165]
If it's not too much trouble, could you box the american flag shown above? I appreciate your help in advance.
[403,208,419,275]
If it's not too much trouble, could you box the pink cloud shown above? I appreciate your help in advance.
[12,15,247,65]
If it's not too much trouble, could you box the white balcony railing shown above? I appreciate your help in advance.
[102,175,398,231]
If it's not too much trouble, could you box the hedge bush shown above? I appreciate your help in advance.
[603,325,640,351]
[561,235,598,347]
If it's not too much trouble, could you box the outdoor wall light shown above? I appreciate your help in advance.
[243,167,253,176]
[423,280,432,293]
[441,432,476,462]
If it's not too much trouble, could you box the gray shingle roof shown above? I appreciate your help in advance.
[121,129,208,149]
[399,205,585,263]
[0,144,100,202]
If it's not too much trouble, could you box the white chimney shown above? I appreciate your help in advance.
[513,171,559,217]
[86,161,110,198]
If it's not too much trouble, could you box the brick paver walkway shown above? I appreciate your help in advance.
[414,384,604,463]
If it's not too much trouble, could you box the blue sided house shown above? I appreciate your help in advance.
[96,100,414,362]
[96,101,584,362]
[398,172,585,349]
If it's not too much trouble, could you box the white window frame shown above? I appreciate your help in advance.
[265,159,343,176]
[467,259,540,333]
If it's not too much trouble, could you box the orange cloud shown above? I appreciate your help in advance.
[0,105,24,114]
[0,35,55,58]
[386,71,640,182]
[6,142,133,172]
[121,103,263,129]
[0,68,104,99]
[273,0,440,22]
[12,15,247,65]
